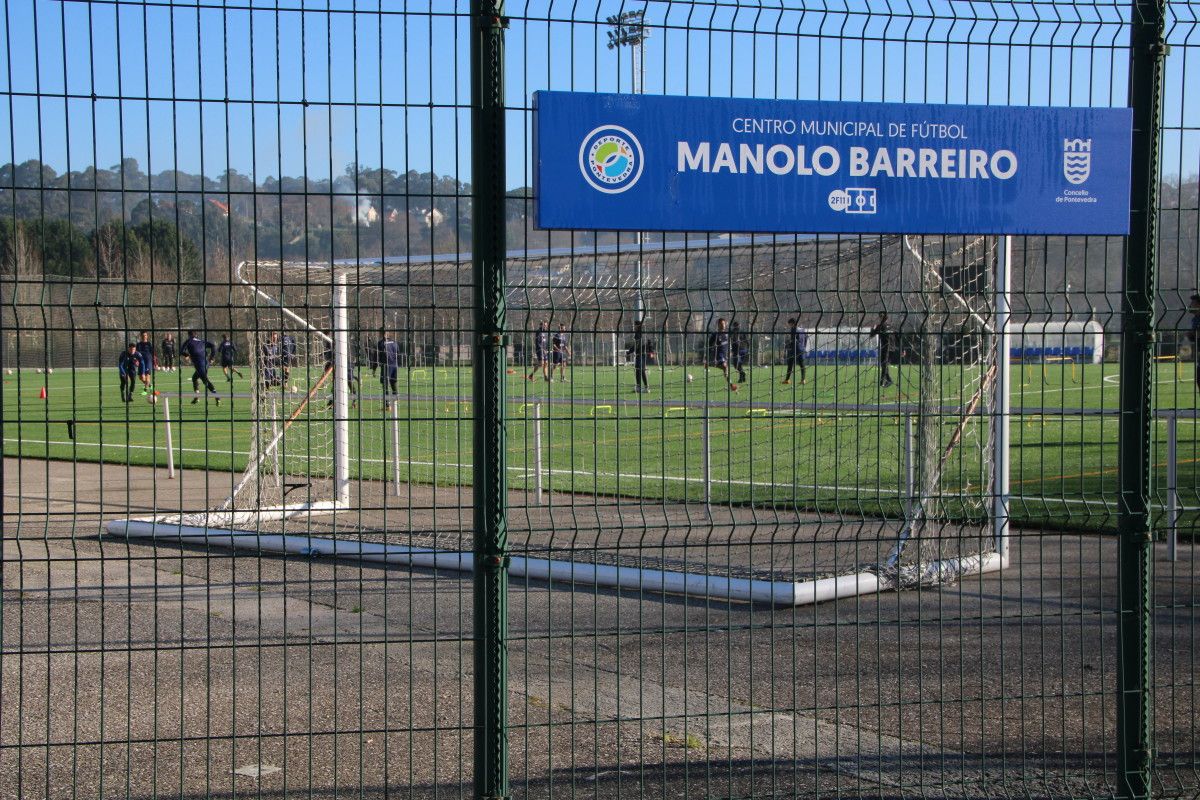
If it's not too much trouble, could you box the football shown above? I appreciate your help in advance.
[148,392,159,405]
[46,368,53,375]
[686,373,694,383]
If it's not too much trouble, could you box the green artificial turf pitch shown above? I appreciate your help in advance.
[3,360,1197,533]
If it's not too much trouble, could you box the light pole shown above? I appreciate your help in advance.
[607,9,648,327]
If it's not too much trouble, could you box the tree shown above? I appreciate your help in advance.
[132,218,202,282]
[0,218,36,277]
[29,218,94,276]
[93,219,147,279]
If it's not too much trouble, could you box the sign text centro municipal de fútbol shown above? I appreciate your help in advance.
[534,91,1132,236]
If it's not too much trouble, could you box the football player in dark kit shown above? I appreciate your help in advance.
[730,320,749,384]
[707,317,737,391]
[218,335,244,381]
[1189,294,1200,391]
[631,320,656,394]
[870,312,896,388]
[281,333,297,382]
[117,342,144,403]
[135,331,156,396]
[181,330,220,404]
[260,332,283,387]
[160,333,177,371]
[378,330,400,396]
[782,316,808,385]
[527,321,550,382]
[552,323,571,382]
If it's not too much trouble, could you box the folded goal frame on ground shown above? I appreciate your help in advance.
[107,237,1013,607]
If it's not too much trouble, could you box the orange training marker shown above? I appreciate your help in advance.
[38,386,47,400]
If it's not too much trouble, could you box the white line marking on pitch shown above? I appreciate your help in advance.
[5,437,1122,507]
[5,436,904,495]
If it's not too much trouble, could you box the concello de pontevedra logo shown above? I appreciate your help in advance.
[579,125,644,194]
[1063,138,1092,185]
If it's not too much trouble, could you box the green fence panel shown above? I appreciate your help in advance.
[0,1,1194,798]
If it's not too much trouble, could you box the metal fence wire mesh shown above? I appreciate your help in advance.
[0,0,1196,798]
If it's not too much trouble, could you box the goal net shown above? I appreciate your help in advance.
[688,235,1008,599]
[145,262,351,530]
[107,240,1008,606]
[220,273,343,526]
[886,234,1004,588]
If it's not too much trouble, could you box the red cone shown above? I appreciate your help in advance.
[38,386,46,400]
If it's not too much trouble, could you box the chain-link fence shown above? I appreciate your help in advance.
[1,0,1195,798]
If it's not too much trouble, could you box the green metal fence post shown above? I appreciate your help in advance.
[1118,1,1166,796]
[471,2,510,799]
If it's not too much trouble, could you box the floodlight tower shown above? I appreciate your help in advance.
[606,9,647,93]
[607,8,648,326]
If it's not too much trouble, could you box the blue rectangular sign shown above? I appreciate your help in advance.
[534,92,1132,236]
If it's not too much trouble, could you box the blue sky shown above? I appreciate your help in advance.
[2,0,1197,189]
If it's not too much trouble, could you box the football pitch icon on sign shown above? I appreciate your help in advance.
[846,187,877,214]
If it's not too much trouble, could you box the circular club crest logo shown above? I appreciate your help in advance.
[579,125,644,194]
